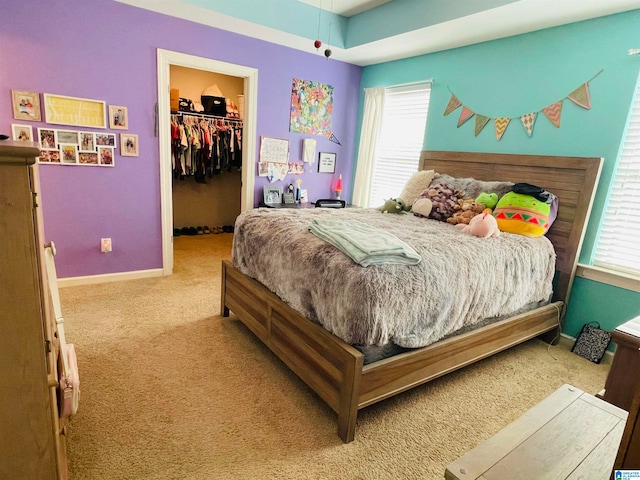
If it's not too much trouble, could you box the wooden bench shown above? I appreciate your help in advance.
[445,384,627,480]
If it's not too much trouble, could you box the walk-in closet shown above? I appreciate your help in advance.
[169,66,244,236]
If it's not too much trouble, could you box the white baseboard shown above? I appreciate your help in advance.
[58,268,164,287]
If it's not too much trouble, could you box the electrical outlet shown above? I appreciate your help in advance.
[101,238,112,253]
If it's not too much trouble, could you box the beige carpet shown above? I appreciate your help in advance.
[62,234,611,480]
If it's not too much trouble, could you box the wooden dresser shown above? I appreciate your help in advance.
[0,141,68,479]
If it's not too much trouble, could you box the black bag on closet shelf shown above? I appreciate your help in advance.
[571,321,611,364]
[201,95,226,117]
[179,97,193,112]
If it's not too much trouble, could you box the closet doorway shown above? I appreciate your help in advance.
[157,49,257,275]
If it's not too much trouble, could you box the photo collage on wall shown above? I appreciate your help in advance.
[37,128,115,166]
[9,90,140,167]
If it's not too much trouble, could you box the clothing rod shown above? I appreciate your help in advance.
[171,110,243,122]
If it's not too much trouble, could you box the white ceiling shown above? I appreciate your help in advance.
[116,0,640,66]
[297,0,392,17]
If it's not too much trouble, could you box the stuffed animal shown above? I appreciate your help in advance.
[475,192,499,211]
[414,183,464,221]
[378,197,410,214]
[459,211,501,238]
[493,191,551,237]
[411,198,433,217]
[446,198,486,225]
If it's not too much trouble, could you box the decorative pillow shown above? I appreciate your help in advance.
[399,170,435,207]
[415,183,464,221]
[429,173,514,200]
[493,192,551,237]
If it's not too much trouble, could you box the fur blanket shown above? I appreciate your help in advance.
[232,208,555,349]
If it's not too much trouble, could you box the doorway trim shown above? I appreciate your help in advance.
[157,48,257,274]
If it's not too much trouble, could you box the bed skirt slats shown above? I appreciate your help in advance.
[359,303,561,408]
[222,260,364,442]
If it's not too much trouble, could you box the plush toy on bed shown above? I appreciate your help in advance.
[459,211,501,238]
[414,183,464,221]
[446,198,486,225]
[475,192,499,211]
[493,183,557,237]
[378,197,410,214]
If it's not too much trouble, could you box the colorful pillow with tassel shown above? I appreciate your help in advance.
[493,183,557,237]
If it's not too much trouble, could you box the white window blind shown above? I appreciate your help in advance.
[594,75,640,277]
[368,84,431,208]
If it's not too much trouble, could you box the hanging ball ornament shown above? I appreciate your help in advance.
[314,39,322,49]
[324,48,332,59]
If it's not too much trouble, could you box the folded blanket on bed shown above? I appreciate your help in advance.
[309,219,421,267]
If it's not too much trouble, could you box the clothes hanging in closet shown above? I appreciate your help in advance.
[170,113,243,183]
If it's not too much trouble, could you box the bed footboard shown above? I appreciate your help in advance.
[221,260,364,442]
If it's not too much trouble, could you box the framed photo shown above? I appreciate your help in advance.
[263,185,283,204]
[79,132,95,152]
[96,133,116,147]
[109,105,128,129]
[120,133,139,156]
[12,90,41,121]
[60,144,79,164]
[11,124,34,142]
[43,93,106,128]
[57,130,79,145]
[79,152,99,165]
[38,128,56,149]
[318,152,336,173]
[283,192,295,204]
[38,150,61,163]
[98,146,114,166]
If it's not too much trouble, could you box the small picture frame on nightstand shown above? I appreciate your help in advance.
[283,192,295,204]
[263,185,283,204]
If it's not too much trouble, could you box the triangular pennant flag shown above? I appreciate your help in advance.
[567,83,591,109]
[457,106,474,127]
[474,114,490,137]
[328,132,341,145]
[542,100,563,128]
[444,94,462,116]
[520,112,537,137]
[494,117,510,141]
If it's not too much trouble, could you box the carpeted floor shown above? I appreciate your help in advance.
[61,234,611,480]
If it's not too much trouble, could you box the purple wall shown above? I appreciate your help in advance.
[0,0,361,278]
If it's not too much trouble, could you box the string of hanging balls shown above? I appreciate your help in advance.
[314,39,332,59]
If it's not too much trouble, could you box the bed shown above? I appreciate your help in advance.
[221,150,602,443]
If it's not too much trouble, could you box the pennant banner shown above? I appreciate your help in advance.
[521,112,537,137]
[542,101,563,128]
[444,94,462,116]
[474,114,490,137]
[567,83,591,109]
[457,106,474,127]
[494,117,510,141]
[445,69,601,140]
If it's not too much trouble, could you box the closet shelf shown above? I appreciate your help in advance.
[171,110,243,122]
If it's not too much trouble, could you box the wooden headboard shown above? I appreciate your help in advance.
[420,150,603,307]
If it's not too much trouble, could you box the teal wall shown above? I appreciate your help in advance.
[356,9,640,337]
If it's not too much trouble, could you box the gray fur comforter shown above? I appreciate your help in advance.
[232,208,555,349]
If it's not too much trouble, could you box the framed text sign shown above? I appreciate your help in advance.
[43,93,107,128]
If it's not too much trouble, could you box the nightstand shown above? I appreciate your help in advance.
[603,315,640,411]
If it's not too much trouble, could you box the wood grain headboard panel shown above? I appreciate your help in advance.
[420,150,603,306]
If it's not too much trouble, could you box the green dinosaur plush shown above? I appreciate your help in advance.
[475,192,499,210]
[378,198,410,214]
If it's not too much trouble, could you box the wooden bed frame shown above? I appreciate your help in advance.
[221,151,602,443]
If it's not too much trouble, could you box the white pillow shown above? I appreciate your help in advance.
[399,170,435,206]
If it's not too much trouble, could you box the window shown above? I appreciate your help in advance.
[593,74,640,277]
[368,85,431,207]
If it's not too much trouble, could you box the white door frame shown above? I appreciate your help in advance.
[157,48,257,274]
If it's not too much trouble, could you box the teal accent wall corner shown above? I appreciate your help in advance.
[357,9,640,337]
[565,277,640,349]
